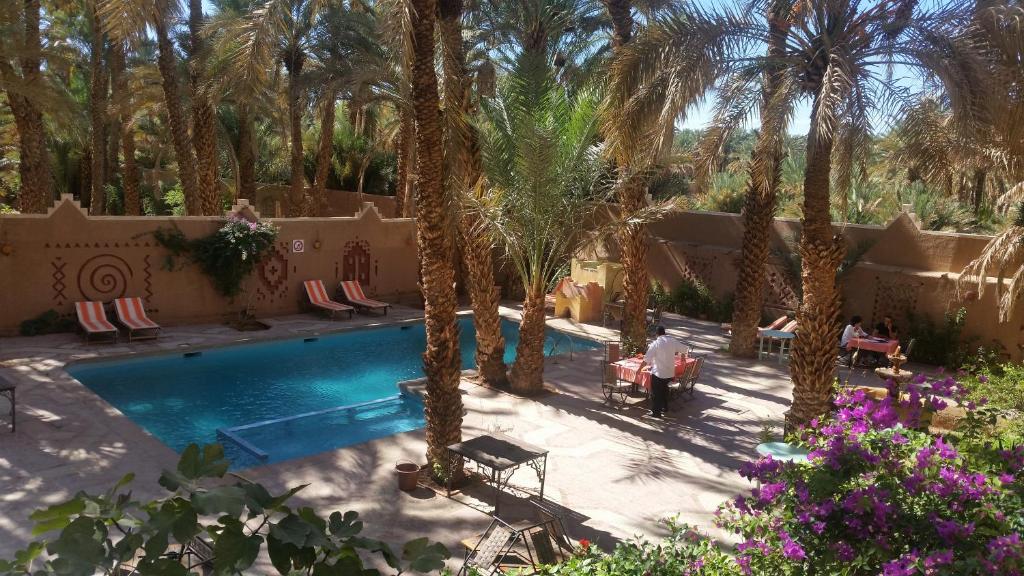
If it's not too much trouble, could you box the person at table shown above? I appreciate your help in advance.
[638,326,688,419]
[874,315,898,340]
[840,315,868,349]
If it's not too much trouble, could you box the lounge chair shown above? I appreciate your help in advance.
[303,280,354,319]
[759,320,797,361]
[75,301,118,343]
[112,297,160,342]
[337,280,390,315]
[722,315,789,336]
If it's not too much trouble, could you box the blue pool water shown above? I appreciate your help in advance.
[68,317,599,467]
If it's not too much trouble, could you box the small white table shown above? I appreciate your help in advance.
[758,329,795,364]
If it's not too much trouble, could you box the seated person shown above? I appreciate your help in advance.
[840,315,869,349]
[873,315,898,340]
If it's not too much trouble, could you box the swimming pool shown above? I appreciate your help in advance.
[68,316,600,467]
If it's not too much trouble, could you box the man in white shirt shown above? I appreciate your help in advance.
[640,326,689,418]
[840,315,868,348]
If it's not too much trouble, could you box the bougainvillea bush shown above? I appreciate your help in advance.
[540,374,1024,575]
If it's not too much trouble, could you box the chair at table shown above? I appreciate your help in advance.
[602,357,635,406]
[667,359,697,404]
[683,355,706,396]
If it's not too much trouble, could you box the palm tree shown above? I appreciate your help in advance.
[475,54,609,394]
[101,0,204,214]
[110,41,143,215]
[409,0,464,475]
[0,0,55,213]
[306,4,379,216]
[600,0,652,355]
[722,0,794,358]
[603,8,738,354]
[189,0,220,215]
[226,0,324,216]
[438,0,508,387]
[88,0,108,214]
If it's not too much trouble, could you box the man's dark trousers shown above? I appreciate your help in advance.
[650,375,670,416]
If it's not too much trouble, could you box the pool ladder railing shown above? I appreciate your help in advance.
[546,333,574,360]
[217,394,405,461]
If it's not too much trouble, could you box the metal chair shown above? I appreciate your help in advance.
[682,355,706,397]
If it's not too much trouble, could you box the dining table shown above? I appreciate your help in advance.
[848,337,900,355]
[609,355,696,392]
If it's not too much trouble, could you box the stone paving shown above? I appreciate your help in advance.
[0,305,911,571]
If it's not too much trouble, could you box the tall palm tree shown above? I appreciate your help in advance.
[226,0,324,216]
[306,3,378,216]
[0,0,55,213]
[88,0,108,214]
[409,0,463,474]
[722,0,794,358]
[600,0,651,356]
[439,0,508,387]
[110,40,143,215]
[376,0,416,218]
[956,2,1024,323]
[475,54,610,394]
[208,0,261,202]
[189,0,220,215]
[393,106,413,217]
[101,0,204,214]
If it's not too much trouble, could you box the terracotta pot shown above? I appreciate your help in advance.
[395,461,419,491]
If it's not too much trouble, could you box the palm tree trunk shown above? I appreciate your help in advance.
[311,93,336,217]
[728,4,789,358]
[439,0,507,387]
[603,0,647,354]
[411,0,463,475]
[106,54,120,198]
[154,0,201,215]
[285,48,307,217]
[787,100,845,430]
[189,0,219,215]
[602,0,633,46]
[509,284,547,394]
[89,2,107,215]
[111,42,141,216]
[618,175,649,354]
[0,0,52,213]
[237,102,257,200]
[972,168,985,216]
[394,106,413,218]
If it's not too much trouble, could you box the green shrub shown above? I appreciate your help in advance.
[19,310,75,336]
[962,353,1024,437]
[534,519,739,576]
[652,279,732,322]
[0,444,449,575]
[904,307,972,367]
[153,218,279,298]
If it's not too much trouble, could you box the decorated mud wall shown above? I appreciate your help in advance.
[638,209,1023,359]
[0,196,419,335]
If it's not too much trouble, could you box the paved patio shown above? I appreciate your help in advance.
[0,305,909,571]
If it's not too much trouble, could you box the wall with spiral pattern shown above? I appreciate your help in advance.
[0,196,418,334]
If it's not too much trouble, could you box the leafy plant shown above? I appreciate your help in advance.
[153,218,278,298]
[162,184,187,216]
[904,307,972,367]
[0,444,449,576]
[534,518,739,576]
[962,355,1024,437]
[651,279,732,322]
[19,309,75,336]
